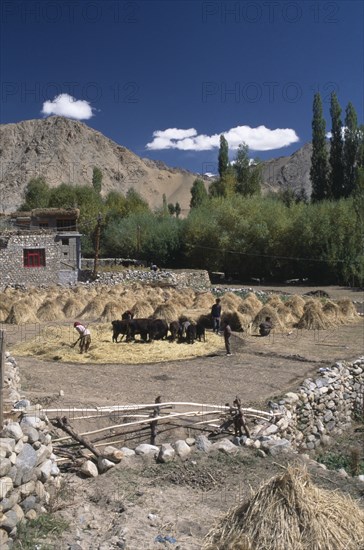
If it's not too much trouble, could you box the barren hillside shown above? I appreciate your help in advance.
[0,116,314,214]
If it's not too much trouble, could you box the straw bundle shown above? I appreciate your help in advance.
[252,305,285,331]
[222,310,250,332]
[63,298,83,319]
[238,294,262,318]
[284,295,305,320]
[37,300,66,322]
[297,300,334,330]
[0,304,10,323]
[203,466,364,550]
[131,300,155,319]
[336,299,359,319]
[152,302,181,323]
[5,303,39,324]
[194,292,216,309]
[322,301,343,324]
[98,301,122,322]
[276,303,297,327]
[221,292,244,310]
[79,298,108,320]
[265,295,283,308]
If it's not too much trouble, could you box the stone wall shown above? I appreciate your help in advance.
[0,352,61,549]
[80,267,211,289]
[263,358,364,450]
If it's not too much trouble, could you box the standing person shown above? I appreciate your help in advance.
[223,321,232,356]
[73,322,91,354]
[211,298,222,333]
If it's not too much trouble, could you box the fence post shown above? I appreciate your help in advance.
[0,330,5,430]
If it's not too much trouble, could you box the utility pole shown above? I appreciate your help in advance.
[92,212,102,280]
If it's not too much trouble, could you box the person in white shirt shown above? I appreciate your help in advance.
[73,322,91,354]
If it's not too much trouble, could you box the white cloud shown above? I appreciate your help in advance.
[41,93,94,120]
[146,124,299,152]
[326,127,347,139]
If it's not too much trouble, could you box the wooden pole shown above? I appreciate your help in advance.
[0,330,4,430]
[92,212,102,280]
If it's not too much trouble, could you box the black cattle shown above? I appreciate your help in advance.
[127,318,168,342]
[111,319,132,343]
[196,323,206,342]
[186,323,197,344]
[169,320,180,342]
[149,319,168,341]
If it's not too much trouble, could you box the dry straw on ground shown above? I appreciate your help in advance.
[297,300,336,330]
[12,323,223,364]
[203,466,364,550]
[252,305,285,331]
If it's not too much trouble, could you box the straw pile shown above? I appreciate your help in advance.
[337,298,359,319]
[79,297,109,320]
[194,292,216,309]
[98,301,122,322]
[37,299,65,322]
[222,310,250,332]
[297,300,335,330]
[152,302,181,323]
[265,295,283,309]
[12,323,223,364]
[221,292,244,310]
[0,304,10,323]
[238,293,262,318]
[6,302,39,324]
[322,300,343,324]
[203,466,364,550]
[284,295,305,320]
[131,300,155,319]
[252,305,285,331]
[63,298,83,319]
[179,308,211,326]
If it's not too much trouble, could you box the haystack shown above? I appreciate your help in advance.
[131,300,155,319]
[297,300,335,330]
[238,293,262,318]
[336,298,359,320]
[79,298,108,320]
[284,295,305,320]
[37,300,66,322]
[63,298,83,319]
[252,305,285,331]
[221,292,244,310]
[194,292,216,309]
[98,301,122,322]
[152,302,181,323]
[276,303,297,327]
[5,303,39,324]
[203,466,364,550]
[0,304,10,323]
[222,310,250,332]
[322,300,343,324]
[265,294,283,308]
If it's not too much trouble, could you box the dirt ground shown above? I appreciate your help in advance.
[6,284,364,549]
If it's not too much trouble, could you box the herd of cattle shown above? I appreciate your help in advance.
[111,315,206,345]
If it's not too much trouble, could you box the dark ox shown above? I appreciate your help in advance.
[112,318,168,343]
[169,320,180,342]
[196,323,206,342]
[186,323,197,344]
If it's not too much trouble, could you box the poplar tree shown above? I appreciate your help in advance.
[310,93,330,201]
[218,135,229,178]
[329,92,344,199]
[343,102,359,197]
[190,178,208,208]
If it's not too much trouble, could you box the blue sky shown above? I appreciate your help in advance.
[1,0,363,175]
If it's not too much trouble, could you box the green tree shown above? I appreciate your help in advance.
[92,167,103,194]
[21,177,50,210]
[218,135,229,178]
[310,93,330,201]
[125,188,150,215]
[168,203,175,216]
[190,178,208,208]
[234,143,261,196]
[175,202,181,218]
[343,102,360,197]
[48,183,77,208]
[329,92,344,199]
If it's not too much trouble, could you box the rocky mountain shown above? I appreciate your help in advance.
[261,142,313,196]
[0,116,313,214]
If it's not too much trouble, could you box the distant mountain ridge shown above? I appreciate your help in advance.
[0,116,313,213]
